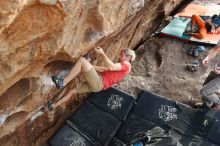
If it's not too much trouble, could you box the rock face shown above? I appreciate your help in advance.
[0,0,183,145]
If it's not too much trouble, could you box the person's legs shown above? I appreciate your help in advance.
[53,88,77,108]
[53,57,93,86]
[190,15,197,30]
[52,65,103,108]
[67,67,103,93]
[63,57,93,86]
[203,71,220,86]
[200,76,220,108]
[53,82,93,108]
[191,15,205,29]
[52,57,93,89]
[190,14,207,39]
[81,67,103,92]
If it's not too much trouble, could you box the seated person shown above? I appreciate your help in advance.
[188,13,220,39]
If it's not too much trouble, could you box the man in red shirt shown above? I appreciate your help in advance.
[49,47,135,110]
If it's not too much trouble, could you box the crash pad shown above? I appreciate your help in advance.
[88,87,135,121]
[70,101,121,146]
[160,17,191,39]
[48,89,220,146]
[205,111,220,145]
[131,90,220,146]
[133,91,180,130]
[160,17,220,45]
[190,33,220,45]
[48,123,97,146]
[114,113,157,144]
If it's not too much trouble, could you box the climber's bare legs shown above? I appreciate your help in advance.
[53,88,77,108]
[52,57,93,108]
[63,57,92,86]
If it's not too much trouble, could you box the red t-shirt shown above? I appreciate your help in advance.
[101,61,131,90]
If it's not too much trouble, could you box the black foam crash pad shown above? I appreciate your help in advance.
[133,91,179,129]
[49,89,220,146]
[169,107,216,139]
[48,124,96,146]
[135,91,217,140]
[88,87,135,121]
[208,120,220,145]
[114,113,157,144]
[70,101,121,146]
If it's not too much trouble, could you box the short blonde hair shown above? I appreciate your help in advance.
[125,49,136,62]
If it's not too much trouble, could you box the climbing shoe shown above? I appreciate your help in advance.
[186,60,199,72]
[52,76,64,89]
[48,100,54,111]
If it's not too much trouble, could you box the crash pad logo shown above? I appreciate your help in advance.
[158,105,177,121]
[69,138,86,146]
[107,94,123,110]
[65,135,86,146]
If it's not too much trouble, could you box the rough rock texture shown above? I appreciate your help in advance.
[0,0,184,145]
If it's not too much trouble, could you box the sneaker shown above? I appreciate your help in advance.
[186,60,199,72]
[193,49,199,57]
[52,76,64,89]
[197,46,206,53]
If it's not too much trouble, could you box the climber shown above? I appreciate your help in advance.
[188,13,220,39]
[48,47,136,110]
[199,39,220,110]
